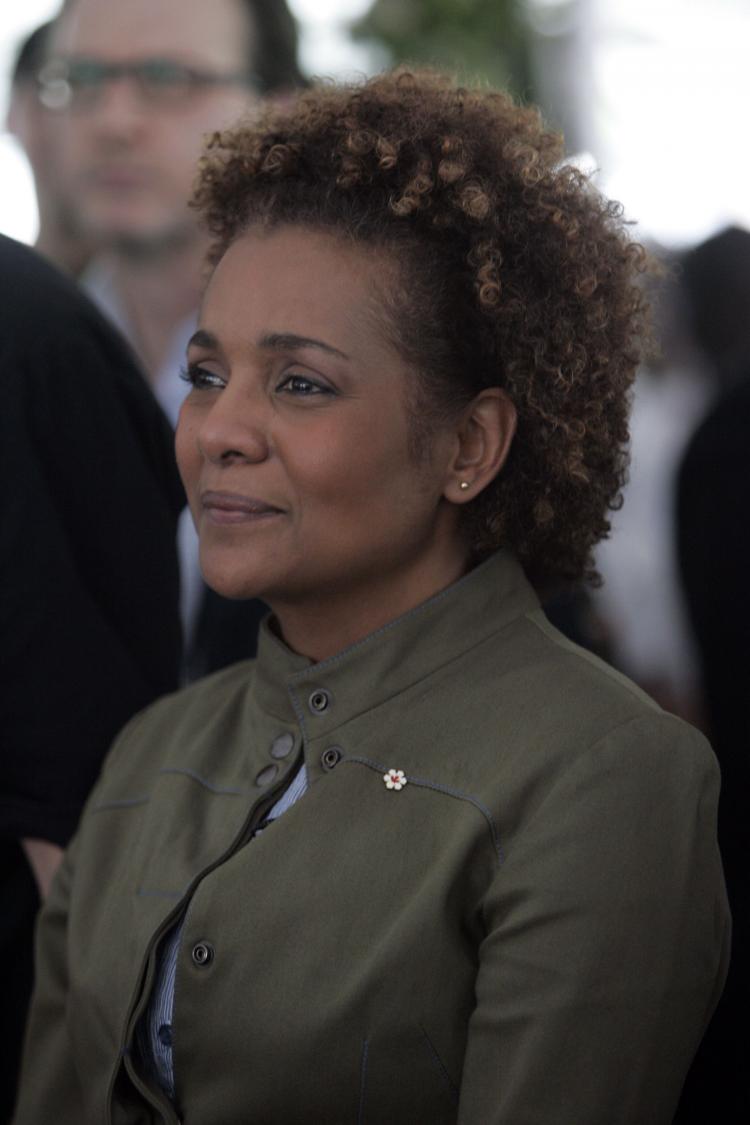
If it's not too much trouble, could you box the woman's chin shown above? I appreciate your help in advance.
[201,561,268,603]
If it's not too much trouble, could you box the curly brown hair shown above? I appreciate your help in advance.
[192,68,649,585]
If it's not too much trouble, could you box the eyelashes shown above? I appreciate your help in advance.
[179,363,225,390]
[180,365,337,397]
[276,374,334,396]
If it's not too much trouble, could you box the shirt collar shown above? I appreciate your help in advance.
[250,550,539,740]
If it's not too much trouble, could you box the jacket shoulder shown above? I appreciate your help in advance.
[97,660,257,785]
[431,604,718,815]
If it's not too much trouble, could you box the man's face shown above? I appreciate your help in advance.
[50,0,255,251]
[7,80,58,192]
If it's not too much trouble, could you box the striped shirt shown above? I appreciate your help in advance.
[139,765,309,1098]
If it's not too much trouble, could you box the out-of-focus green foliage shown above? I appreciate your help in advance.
[351,0,534,100]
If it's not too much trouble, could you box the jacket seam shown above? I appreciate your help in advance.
[357,1038,369,1125]
[418,1023,460,1105]
[157,767,245,796]
[342,756,504,865]
[526,611,662,714]
[92,796,151,812]
[582,709,688,756]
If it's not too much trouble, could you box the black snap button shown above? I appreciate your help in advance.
[191,942,214,967]
[158,1024,173,1048]
[308,689,331,714]
[255,763,279,788]
[270,732,295,759]
[321,747,342,771]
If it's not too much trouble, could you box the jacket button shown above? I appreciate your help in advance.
[321,747,342,771]
[270,732,295,759]
[191,942,214,967]
[255,764,279,788]
[308,689,331,714]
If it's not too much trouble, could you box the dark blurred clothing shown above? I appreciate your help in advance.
[0,235,183,1118]
[186,587,268,682]
[0,847,37,1125]
[675,371,750,1123]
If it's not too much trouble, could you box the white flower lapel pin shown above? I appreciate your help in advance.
[383,768,407,791]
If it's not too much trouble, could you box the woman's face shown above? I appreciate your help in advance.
[176,225,467,619]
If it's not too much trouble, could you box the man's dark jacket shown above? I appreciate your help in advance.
[0,235,183,1118]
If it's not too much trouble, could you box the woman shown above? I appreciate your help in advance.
[15,70,728,1125]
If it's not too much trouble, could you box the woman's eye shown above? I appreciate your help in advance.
[277,374,333,396]
[180,364,224,390]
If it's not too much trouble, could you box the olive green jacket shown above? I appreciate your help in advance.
[14,551,729,1124]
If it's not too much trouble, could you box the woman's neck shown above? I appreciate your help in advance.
[270,542,473,663]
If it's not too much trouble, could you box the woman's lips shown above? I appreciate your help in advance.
[201,491,283,525]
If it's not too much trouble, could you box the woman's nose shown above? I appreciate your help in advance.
[196,387,270,466]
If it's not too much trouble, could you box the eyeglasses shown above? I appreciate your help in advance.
[37,57,256,111]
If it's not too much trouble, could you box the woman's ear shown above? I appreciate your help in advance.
[444,388,516,503]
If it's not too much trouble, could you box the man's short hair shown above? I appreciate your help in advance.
[52,0,305,93]
[11,21,53,88]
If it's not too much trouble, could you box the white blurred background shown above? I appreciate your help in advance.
[1,0,748,250]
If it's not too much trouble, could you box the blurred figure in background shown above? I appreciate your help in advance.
[674,225,750,1123]
[5,21,93,276]
[40,0,304,679]
[593,255,711,723]
[0,234,183,1119]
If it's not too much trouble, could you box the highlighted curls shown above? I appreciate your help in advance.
[192,68,649,585]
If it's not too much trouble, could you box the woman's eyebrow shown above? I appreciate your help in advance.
[258,332,350,361]
[186,328,350,361]
[187,328,218,350]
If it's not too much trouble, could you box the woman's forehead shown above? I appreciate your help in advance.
[200,227,398,352]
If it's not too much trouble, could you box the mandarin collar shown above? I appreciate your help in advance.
[249,550,539,739]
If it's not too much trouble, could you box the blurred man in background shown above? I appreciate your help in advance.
[40,0,304,678]
[43,0,302,419]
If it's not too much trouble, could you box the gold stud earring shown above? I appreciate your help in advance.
[459,481,470,491]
